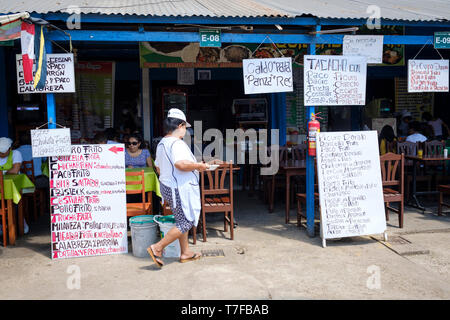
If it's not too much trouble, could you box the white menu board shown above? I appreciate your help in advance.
[243,57,293,94]
[304,55,367,106]
[16,53,76,94]
[343,35,384,64]
[408,59,449,92]
[31,128,72,157]
[316,131,386,243]
[49,144,128,259]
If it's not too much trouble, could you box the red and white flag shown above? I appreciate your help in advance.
[20,21,35,84]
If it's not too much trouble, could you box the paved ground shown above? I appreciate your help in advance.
[0,191,449,300]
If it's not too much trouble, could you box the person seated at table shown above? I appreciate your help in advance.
[105,128,120,144]
[125,132,153,168]
[93,132,107,144]
[379,125,397,155]
[0,137,29,235]
[406,121,427,143]
[422,111,449,141]
[398,111,412,138]
[16,133,48,189]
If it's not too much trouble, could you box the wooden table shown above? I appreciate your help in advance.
[405,155,450,212]
[279,160,306,224]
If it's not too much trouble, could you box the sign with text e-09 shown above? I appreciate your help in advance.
[49,144,128,260]
[16,53,75,94]
[31,128,72,157]
[316,131,386,240]
[242,57,293,94]
[408,59,449,92]
[303,55,367,106]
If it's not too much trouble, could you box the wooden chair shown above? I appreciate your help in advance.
[0,172,8,246]
[296,161,320,228]
[20,160,46,222]
[437,185,450,216]
[198,161,234,243]
[125,170,152,217]
[380,152,405,228]
[424,140,447,184]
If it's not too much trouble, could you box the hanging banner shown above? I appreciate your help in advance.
[0,19,22,41]
[31,128,72,157]
[316,131,386,242]
[49,144,128,260]
[408,60,449,92]
[303,55,367,106]
[16,53,76,94]
[343,35,384,64]
[242,57,293,94]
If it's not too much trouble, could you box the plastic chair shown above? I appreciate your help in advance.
[0,172,8,246]
[125,170,152,217]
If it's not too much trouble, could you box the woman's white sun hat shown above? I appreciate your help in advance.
[167,108,191,127]
[0,137,12,153]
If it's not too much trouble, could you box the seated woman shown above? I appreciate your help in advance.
[379,125,397,155]
[125,133,153,168]
[0,137,22,175]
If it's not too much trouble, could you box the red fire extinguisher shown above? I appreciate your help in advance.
[308,112,321,156]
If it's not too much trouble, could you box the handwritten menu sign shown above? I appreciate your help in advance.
[304,55,367,106]
[408,60,449,92]
[16,53,75,94]
[316,131,386,242]
[49,144,128,259]
[242,57,293,94]
[31,128,72,157]
[343,35,384,64]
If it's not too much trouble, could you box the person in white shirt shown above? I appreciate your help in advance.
[406,121,427,143]
[422,112,449,140]
[147,108,214,267]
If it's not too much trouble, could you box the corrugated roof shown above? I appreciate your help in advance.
[0,0,289,17]
[0,0,449,21]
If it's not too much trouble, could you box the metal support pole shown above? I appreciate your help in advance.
[45,35,56,129]
[0,47,8,137]
[306,24,321,237]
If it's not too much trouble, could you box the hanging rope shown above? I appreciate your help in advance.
[250,35,285,58]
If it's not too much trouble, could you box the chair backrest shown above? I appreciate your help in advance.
[20,160,36,183]
[125,170,146,211]
[380,152,404,193]
[292,144,307,160]
[386,140,397,154]
[200,161,233,207]
[424,140,445,157]
[397,141,417,166]
[0,171,5,212]
[279,146,305,162]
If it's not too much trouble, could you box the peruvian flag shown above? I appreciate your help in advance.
[20,21,35,84]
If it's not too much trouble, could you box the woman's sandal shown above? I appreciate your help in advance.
[147,246,164,268]
[180,253,202,263]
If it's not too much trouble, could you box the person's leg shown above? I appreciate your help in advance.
[178,231,201,260]
[151,226,182,259]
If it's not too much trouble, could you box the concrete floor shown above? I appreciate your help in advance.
[0,191,449,299]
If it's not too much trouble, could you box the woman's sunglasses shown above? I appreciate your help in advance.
[126,141,139,146]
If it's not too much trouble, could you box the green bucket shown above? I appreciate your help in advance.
[129,215,155,225]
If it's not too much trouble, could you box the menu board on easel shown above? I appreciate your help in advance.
[316,131,387,247]
[49,144,128,259]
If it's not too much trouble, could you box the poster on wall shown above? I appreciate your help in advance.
[49,144,128,259]
[408,60,449,92]
[372,118,397,135]
[16,53,75,94]
[316,131,386,246]
[343,35,384,64]
[242,57,293,94]
[303,55,367,106]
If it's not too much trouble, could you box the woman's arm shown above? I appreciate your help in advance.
[146,156,153,168]
[6,162,21,175]
[174,160,209,172]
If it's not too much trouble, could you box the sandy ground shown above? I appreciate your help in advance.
[0,191,449,300]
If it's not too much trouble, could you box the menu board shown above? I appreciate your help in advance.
[16,53,75,94]
[242,57,293,94]
[316,131,386,241]
[31,128,72,157]
[408,60,449,92]
[49,144,128,259]
[303,55,367,106]
[343,35,383,64]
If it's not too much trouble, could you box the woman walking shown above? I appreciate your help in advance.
[148,108,209,267]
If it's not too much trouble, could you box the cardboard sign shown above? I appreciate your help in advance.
[49,144,128,259]
[316,131,386,241]
[304,55,367,106]
[343,35,384,64]
[16,53,76,94]
[408,60,449,92]
[31,128,72,157]
[242,57,293,94]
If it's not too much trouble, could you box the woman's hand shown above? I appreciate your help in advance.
[207,159,223,165]
[196,162,210,172]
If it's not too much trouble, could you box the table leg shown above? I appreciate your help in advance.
[18,199,24,236]
[410,159,425,212]
[286,173,290,224]
[6,200,16,245]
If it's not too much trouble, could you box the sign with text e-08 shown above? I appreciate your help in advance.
[49,144,128,260]
[408,59,449,92]
[16,53,75,94]
[31,128,72,158]
[303,55,367,106]
[316,131,386,240]
[242,57,293,94]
